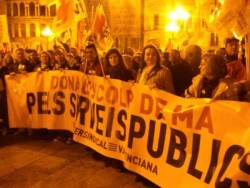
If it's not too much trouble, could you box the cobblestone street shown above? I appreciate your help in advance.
[0,131,158,188]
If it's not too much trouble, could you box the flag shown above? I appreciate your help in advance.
[90,4,113,52]
[75,0,89,49]
[77,18,89,49]
[53,0,75,36]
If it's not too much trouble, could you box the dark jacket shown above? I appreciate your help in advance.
[105,64,134,81]
[169,60,194,96]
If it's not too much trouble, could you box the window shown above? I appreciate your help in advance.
[8,24,12,38]
[21,24,26,37]
[13,3,18,16]
[30,24,36,37]
[14,23,19,38]
[7,3,11,16]
[50,4,56,16]
[20,3,25,16]
[154,14,159,30]
[29,2,35,16]
[40,5,46,16]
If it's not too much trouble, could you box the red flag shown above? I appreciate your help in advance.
[92,5,106,38]
[91,4,113,52]
[53,0,74,35]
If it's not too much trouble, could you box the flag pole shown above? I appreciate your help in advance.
[140,0,145,50]
[246,34,250,80]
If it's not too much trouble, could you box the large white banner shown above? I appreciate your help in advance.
[5,71,250,188]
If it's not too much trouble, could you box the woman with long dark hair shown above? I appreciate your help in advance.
[136,44,174,93]
[104,48,134,81]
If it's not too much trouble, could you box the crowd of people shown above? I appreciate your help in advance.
[0,37,250,139]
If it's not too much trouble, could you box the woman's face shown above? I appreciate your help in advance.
[199,58,214,80]
[55,53,64,63]
[144,48,157,66]
[66,54,76,66]
[40,53,49,64]
[108,53,119,66]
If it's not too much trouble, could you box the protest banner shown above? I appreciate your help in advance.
[5,71,250,188]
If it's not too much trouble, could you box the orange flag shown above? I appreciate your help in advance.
[91,4,113,52]
[75,0,89,49]
[53,0,74,35]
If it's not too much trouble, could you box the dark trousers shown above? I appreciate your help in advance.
[0,90,9,129]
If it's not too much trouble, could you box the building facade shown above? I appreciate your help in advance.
[2,0,141,51]
[105,0,141,51]
[1,0,217,51]
[4,0,56,49]
[143,0,217,51]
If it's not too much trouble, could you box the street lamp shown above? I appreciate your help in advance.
[165,6,190,49]
[41,26,53,50]
[165,21,180,50]
[168,6,190,21]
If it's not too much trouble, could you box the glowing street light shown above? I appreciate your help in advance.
[41,26,53,49]
[42,26,53,37]
[165,21,180,32]
[176,6,190,21]
[168,6,190,21]
[168,12,178,20]
[165,6,189,50]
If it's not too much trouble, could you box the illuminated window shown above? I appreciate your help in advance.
[21,24,26,37]
[30,24,36,37]
[29,2,35,16]
[20,3,25,16]
[14,23,18,38]
[13,3,18,16]
[50,4,56,16]
[40,5,46,16]
[7,3,11,16]
[40,24,46,36]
